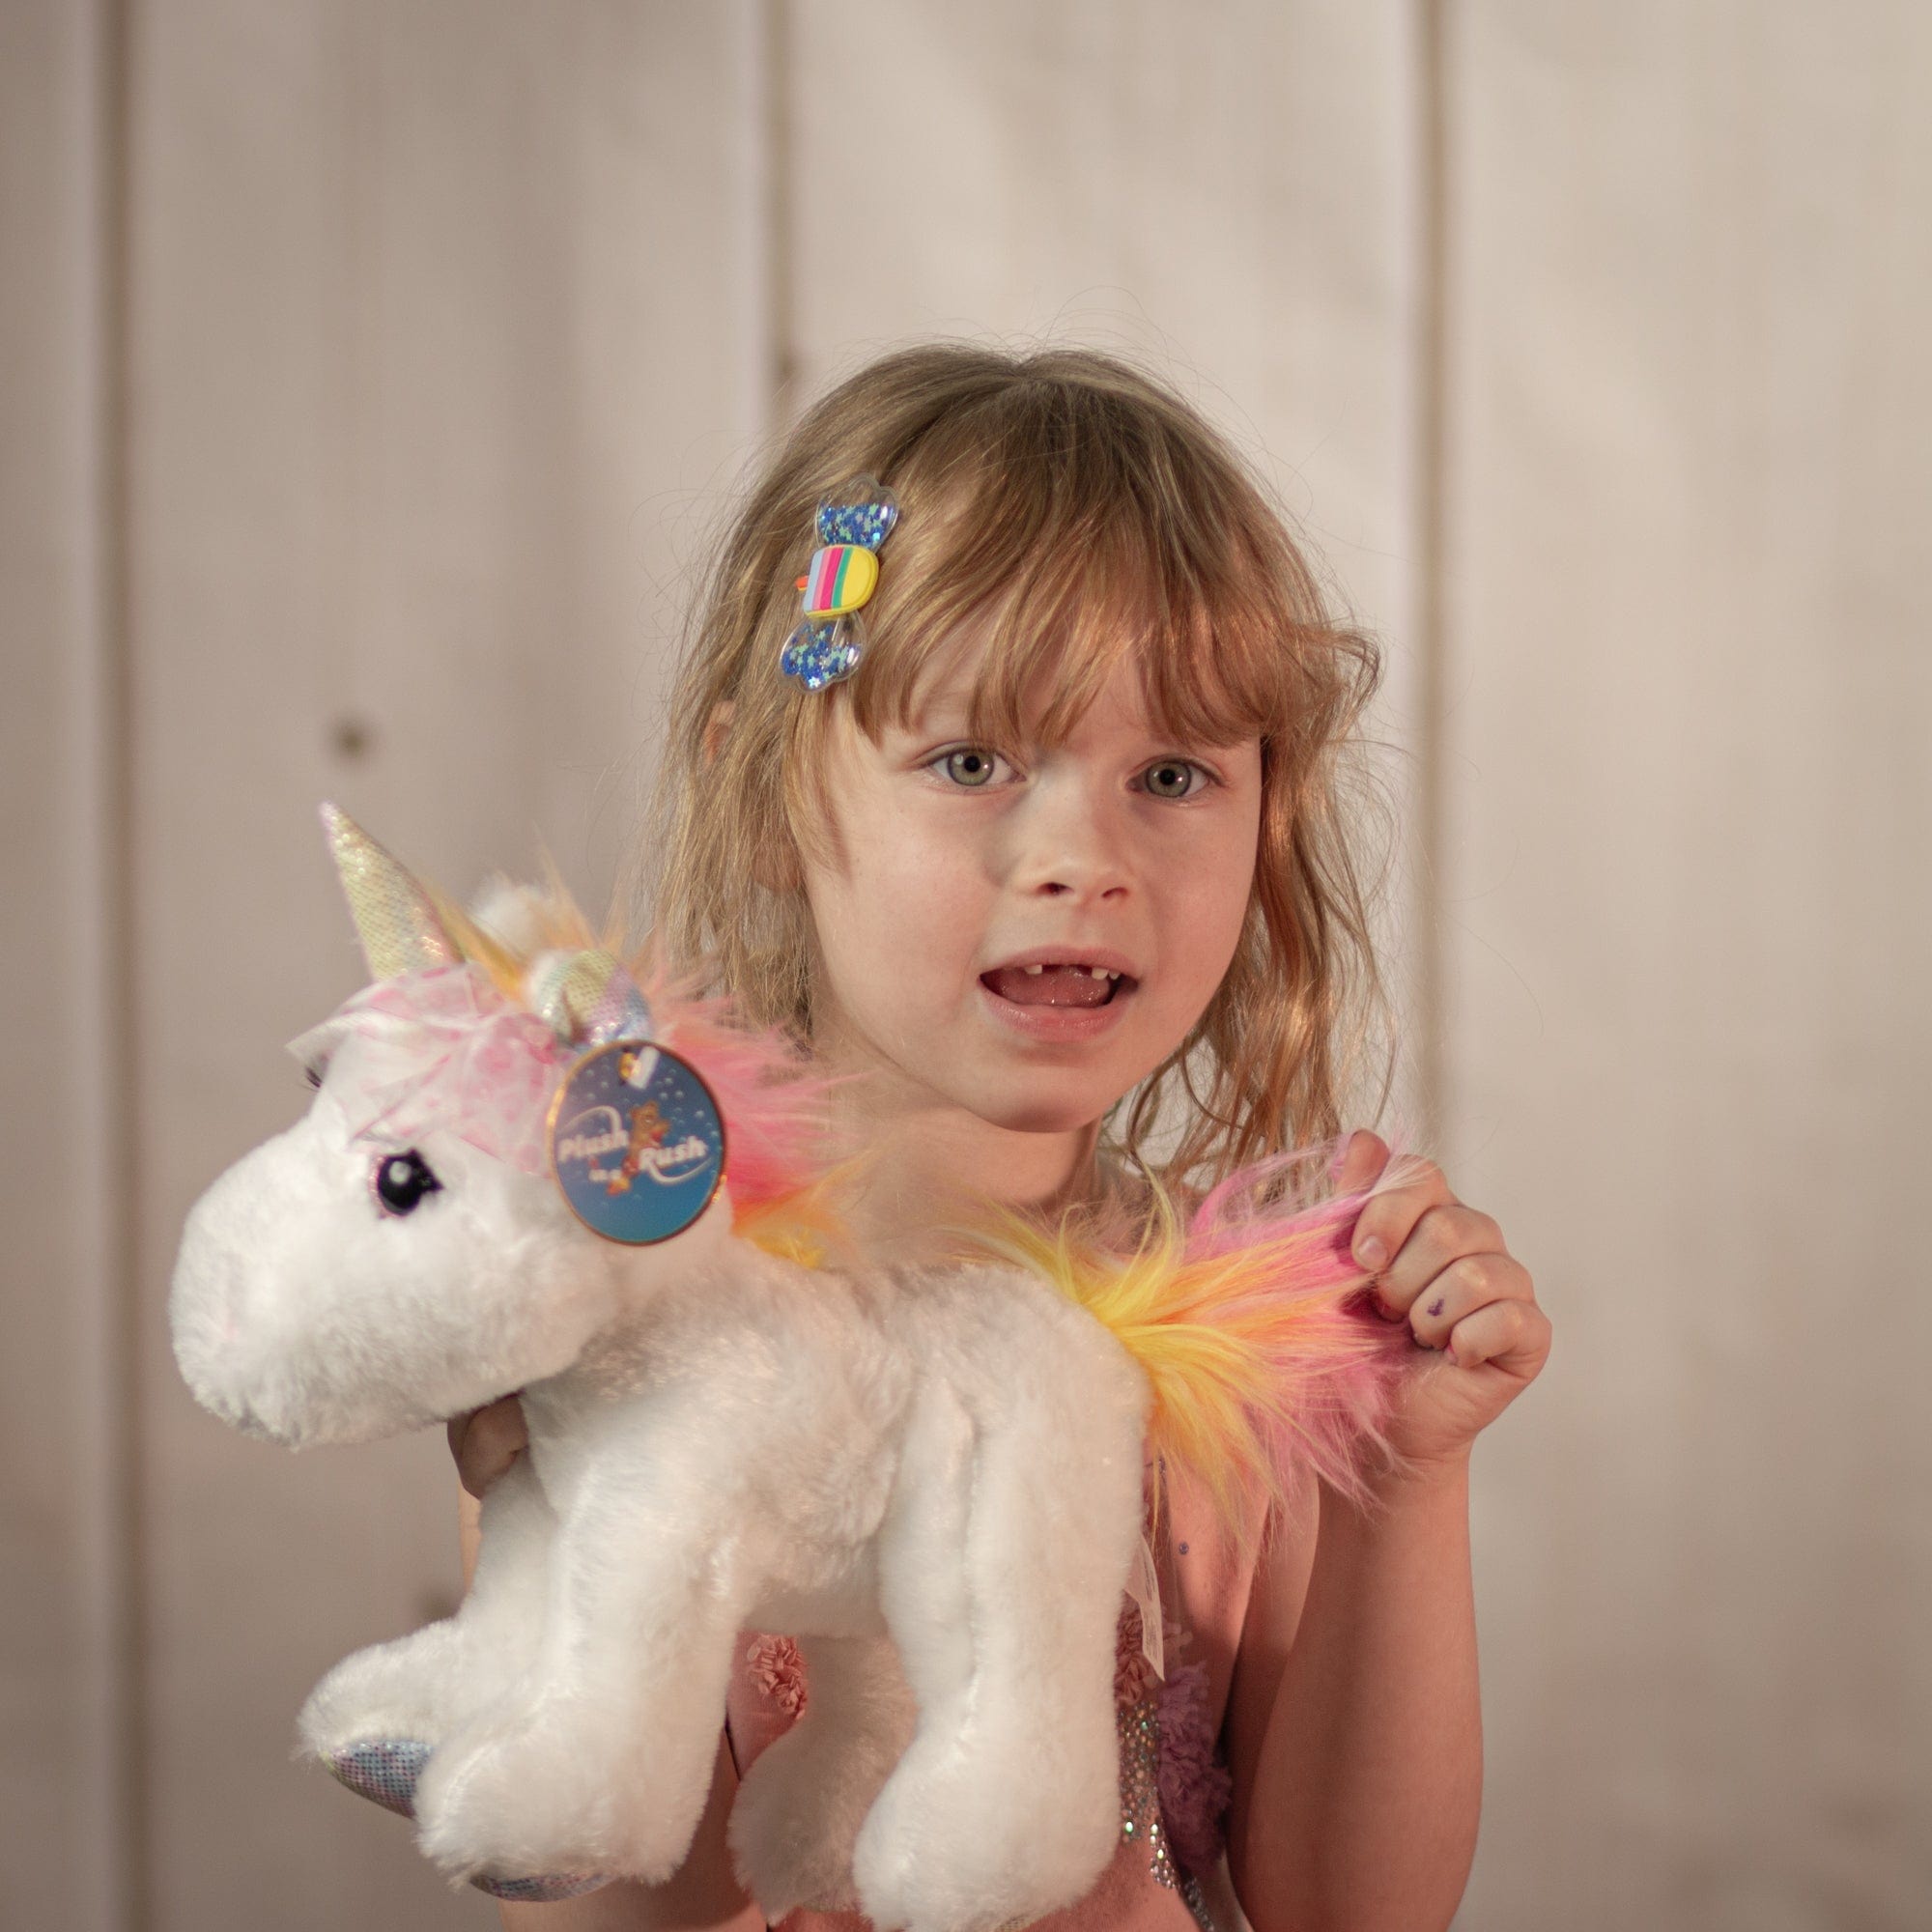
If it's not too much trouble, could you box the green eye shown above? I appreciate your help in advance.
[941,748,999,787]
[1141,759,1205,800]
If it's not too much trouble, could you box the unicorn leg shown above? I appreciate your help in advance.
[727,1634,917,1918]
[298,1453,556,1788]
[851,1369,1146,1932]
[412,1450,753,1885]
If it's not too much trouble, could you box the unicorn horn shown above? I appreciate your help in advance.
[320,802,461,980]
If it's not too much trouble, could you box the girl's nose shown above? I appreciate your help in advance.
[1009,784,1132,904]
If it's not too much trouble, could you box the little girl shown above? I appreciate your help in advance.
[450,345,1550,1932]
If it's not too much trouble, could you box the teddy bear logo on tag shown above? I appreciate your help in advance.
[547,1041,725,1243]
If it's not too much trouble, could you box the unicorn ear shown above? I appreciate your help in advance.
[320,802,461,980]
[525,948,654,1045]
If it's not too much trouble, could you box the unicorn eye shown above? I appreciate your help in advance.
[373,1150,442,1217]
[302,1064,324,1090]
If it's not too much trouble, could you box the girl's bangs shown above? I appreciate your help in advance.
[843,434,1299,754]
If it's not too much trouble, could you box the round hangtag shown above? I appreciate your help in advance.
[546,1040,725,1245]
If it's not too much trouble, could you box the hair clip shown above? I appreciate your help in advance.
[779,476,899,692]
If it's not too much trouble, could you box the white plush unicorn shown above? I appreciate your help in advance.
[171,806,1406,1929]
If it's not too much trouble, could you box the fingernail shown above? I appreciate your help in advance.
[1373,1294,1404,1323]
[1328,1135,1353,1179]
[1356,1236,1388,1271]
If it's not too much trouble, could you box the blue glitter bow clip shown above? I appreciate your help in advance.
[779,476,899,692]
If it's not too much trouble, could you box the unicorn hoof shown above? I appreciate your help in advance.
[326,1738,433,1819]
[469,1872,611,1902]
[325,1740,609,1898]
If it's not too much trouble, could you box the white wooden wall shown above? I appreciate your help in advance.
[1443,8,1932,1924]
[5,4,1927,1929]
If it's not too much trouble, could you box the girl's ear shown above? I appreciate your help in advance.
[701,696,801,892]
[753,828,804,895]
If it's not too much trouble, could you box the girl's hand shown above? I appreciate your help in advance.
[1337,1130,1551,1472]
[447,1393,528,1499]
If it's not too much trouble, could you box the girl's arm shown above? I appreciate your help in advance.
[1222,1133,1548,1932]
[452,1441,767,1932]
[1221,1457,1480,1932]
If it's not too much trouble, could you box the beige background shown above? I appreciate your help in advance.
[5,3,1927,1928]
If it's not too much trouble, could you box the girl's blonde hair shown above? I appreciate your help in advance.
[646,344,1390,1189]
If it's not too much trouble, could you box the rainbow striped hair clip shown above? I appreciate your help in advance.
[779,476,899,692]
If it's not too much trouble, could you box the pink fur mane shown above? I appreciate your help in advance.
[294,955,836,1213]
[632,960,838,1213]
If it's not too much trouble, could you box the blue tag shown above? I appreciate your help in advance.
[547,1041,724,1244]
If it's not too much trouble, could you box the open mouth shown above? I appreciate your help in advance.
[980,959,1139,1010]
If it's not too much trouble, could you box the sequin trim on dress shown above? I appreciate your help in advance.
[1117,1681,1178,1889]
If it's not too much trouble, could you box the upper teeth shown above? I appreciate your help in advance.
[1021,963,1120,979]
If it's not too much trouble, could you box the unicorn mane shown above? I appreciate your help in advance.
[472,879,843,1252]
[622,952,854,1263]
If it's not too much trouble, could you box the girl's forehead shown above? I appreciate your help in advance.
[887,618,1264,751]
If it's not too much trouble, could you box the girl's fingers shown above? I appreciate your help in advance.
[1444,1294,1552,1378]
[1376,1202,1507,1311]
[448,1393,529,1499]
[1350,1155,1456,1277]
[1331,1128,1392,1197]
[1404,1251,1534,1350]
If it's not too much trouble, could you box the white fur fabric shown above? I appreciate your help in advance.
[171,1041,1151,1931]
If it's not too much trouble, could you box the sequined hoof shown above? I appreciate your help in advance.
[326,1738,433,1819]
[469,1871,611,1902]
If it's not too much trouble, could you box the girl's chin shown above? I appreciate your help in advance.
[977,1103,1110,1137]
[950,1072,1130,1139]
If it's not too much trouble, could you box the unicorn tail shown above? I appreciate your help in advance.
[978,1151,1417,1539]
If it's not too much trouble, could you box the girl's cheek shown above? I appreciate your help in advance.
[866,812,986,913]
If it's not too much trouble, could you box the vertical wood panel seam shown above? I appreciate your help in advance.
[97,0,149,1922]
[762,0,796,418]
[1411,0,1450,1147]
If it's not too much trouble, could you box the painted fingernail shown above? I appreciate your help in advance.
[1373,1294,1404,1323]
[1427,1296,1445,1318]
[1357,1236,1388,1271]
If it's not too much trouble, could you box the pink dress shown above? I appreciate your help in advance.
[723,1460,1263,1932]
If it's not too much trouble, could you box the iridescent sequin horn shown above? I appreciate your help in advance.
[778,475,898,692]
